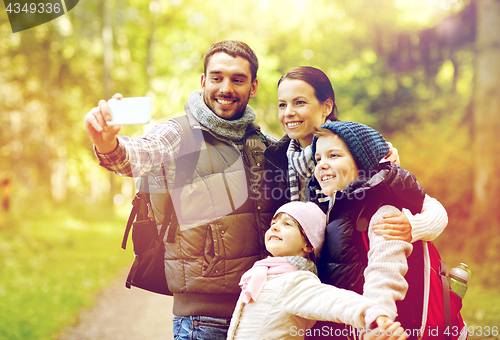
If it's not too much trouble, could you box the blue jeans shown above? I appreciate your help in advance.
[173,315,231,340]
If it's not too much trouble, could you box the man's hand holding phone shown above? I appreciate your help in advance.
[84,93,152,154]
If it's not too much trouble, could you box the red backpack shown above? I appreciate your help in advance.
[421,241,467,340]
[374,238,468,340]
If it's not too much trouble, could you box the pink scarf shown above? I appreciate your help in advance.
[239,257,298,303]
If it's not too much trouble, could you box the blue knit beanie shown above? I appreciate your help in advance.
[312,121,390,172]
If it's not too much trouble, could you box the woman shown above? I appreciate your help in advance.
[265,66,338,203]
[264,66,449,339]
[264,66,447,242]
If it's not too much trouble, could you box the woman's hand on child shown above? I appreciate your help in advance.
[371,211,412,243]
[382,142,401,166]
[363,317,408,340]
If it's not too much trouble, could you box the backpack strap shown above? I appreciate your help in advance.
[121,175,151,250]
[121,195,140,249]
[158,165,175,243]
[122,113,202,248]
[441,261,452,340]
[170,113,202,184]
[247,121,271,147]
[161,113,202,243]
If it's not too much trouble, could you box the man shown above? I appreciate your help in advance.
[84,41,284,339]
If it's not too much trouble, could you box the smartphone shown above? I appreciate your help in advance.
[107,97,152,125]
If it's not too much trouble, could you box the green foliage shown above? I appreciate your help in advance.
[440,255,500,339]
[1,0,499,337]
[0,0,476,197]
[0,204,132,340]
[390,114,473,216]
[462,285,500,340]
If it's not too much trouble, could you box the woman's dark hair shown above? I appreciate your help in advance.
[278,66,338,121]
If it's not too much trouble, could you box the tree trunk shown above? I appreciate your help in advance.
[472,0,500,230]
[146,0,159,92]
[102,0,118,207]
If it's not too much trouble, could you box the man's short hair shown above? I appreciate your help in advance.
[203,40,259,81]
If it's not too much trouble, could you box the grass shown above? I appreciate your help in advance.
[440,249,500,340]
[461,285,500,339]
[0,203,133,340]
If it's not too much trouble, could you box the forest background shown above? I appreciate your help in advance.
[1,0,500,339]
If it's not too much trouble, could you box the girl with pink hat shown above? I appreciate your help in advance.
[227,201,408,340]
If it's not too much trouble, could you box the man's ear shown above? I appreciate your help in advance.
[249,78,258,99]
[200,73,206,90]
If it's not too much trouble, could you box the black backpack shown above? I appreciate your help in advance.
[120,115,200,295]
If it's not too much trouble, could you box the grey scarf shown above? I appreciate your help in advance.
[284,255,317,276]
[188,91,256,141]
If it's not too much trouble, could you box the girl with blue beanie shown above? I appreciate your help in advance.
[309,121,433,340]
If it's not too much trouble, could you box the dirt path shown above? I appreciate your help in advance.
[58,268,174,340]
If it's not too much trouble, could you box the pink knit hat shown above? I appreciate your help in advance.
[273,202,327,258]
